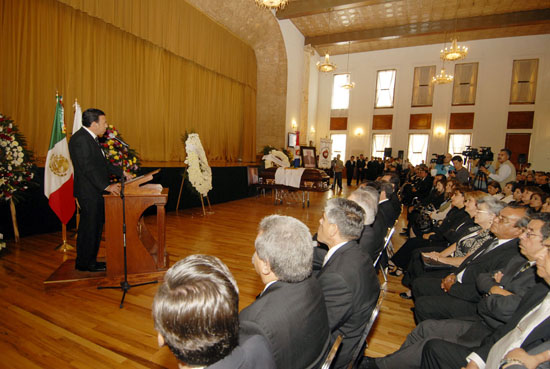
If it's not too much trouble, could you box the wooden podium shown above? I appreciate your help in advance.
[104,169,169,278]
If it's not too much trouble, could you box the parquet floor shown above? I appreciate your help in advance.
[0,186,415,368]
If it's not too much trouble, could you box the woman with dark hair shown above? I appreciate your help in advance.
[530,192,549,213]
[502,181,517,203]
[429,179,459,222]
[390,185,474,275]
[488,181,504,200]
[542,196,550,213]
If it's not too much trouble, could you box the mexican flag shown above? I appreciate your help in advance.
[44,95,75,224]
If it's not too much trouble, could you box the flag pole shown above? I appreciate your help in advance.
[55,224,74,252]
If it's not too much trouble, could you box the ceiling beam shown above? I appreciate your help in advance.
[276,0,395,20]
[305,9,550,47]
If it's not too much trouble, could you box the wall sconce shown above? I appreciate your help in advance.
[291,119,298,131]
[310,126,316,133]
[434,126,446,136]
[355,127,364,137]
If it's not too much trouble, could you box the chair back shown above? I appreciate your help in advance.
[373,225,395,282]
[346,289,386,369]
[321,335,343,369]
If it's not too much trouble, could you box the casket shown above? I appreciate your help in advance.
[260,167,330,190]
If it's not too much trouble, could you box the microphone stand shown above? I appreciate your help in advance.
[98,175,158,308]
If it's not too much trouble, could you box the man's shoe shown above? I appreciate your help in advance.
[358,356,379,369]
[76,263,106,272]
[95,261,106,269]
[399,292,412,300]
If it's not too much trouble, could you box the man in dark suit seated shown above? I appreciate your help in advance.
[347,187,384,261]
[69,108,132,272]
[420,216,550,369]
[412,205,529,322]
[315,198,381,369]
[152,254,276,369]
[240,215,330,369]
[359,214,549,369]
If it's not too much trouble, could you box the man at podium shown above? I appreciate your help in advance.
[69,108,132,272]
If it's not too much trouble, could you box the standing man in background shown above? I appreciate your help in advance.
[332,154,344,191]
[69,108,131,272]
[346,155,356,186]
[481,149,516,189]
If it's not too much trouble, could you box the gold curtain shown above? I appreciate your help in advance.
[510,59,538,104]
[0,0,257,162]
[411,65,435,107]
[452,63,478,106]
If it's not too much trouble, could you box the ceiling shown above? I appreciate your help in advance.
[275,0,550,55]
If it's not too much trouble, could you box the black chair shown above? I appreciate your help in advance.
[373,223,396,282]
[346,289,386,369]
[321,335,343,369]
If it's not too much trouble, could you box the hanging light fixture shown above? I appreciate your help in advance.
[254,0,289,10]
[440,38,468,61]
[440,0,469,61]
[317,9,337,73]
[341,41,356,89]
[432,63,454,85]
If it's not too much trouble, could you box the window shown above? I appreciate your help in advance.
[375,69,396,108]
[510,59,538,104]
[412,66,436,107]
[452,63,478,105]
[448,134,471,160]
[372,134,391,159]
[408,134,429,166]
[332,74,351,110]
[331,134,347,160]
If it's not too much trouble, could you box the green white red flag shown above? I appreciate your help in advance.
[44,95,75,224]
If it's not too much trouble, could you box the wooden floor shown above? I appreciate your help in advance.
[0,185,415,369]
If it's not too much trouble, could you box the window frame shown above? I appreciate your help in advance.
[374,69,397,109]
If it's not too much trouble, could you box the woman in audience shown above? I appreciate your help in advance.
[488,181,504,200]
[429,179,459,221]
[542,196,550,213]
[530,192,549,213]
[391,185,473,275]
[502,181,517,203]
[510,184,524,205]
[399,195,503,298]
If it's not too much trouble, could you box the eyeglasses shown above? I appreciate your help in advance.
[496,215,518,225]
[476,210,492,215]
[524,230,543,239]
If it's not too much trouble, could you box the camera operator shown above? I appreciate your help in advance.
[480,148,516,189]
[433,153,454,177]
[449,156,469,185]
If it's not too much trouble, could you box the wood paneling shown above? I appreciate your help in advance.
[450,113,475,129]
[330,116,348,130]
[505,133,531,167]
[372,115,393,130]
[0,189,413,367]
[409,113,432,129]
[507,111,534,129]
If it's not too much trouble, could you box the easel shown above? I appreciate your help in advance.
[176,168,212,216]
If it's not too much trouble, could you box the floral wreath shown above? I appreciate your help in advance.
[184,133,212,197]
[262,149,290,168]
[0,114,36,202]
[98,125,140,181]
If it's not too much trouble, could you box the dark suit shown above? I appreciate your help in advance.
[209,323,276,369]
[420,284,550,369]
[356,159,366,184]
[69,127,122,269]
[413,239,522,322]
[316,241,380,369]
[239,278,330,369]
[345,160,356,186]
[378,200,398,230]
[413,175,433,202]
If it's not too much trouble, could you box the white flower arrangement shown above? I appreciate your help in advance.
[262,149,290,168]
[184,133,212,197]
[0,114,35,201]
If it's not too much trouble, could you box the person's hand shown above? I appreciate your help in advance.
[106,183,121,195]
[502,347,550,369]
[493,271,504,283]
[488,285,513,296]
[423,251,440,260]
[441,274,457,292]
[423,232,435,240]
[124,171,133,181]
[480,166,489,174]
[461,360,479,369]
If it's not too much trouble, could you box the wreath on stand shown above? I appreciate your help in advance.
[0,114,37,248]
[183,133,212,197]
[98,125,141,181]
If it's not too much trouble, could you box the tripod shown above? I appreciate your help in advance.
[98,177,158,308]
[472,163,489,191]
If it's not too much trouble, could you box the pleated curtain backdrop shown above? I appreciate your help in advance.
[0,0,257,162]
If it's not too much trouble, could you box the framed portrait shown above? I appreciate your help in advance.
[300,146,317,168]
[288,132,297,148]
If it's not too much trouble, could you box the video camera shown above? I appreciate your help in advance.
[462,146,494,166]
[430,154,446,165]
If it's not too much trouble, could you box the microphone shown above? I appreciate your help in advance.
[112,136,129,148]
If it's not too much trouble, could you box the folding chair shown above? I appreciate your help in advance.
[321,335,343,369]
[373,226,395,282]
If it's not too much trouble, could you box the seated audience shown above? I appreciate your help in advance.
[412,204,528,322]
[315,198,380,369]
[360,213,550,369]
[152,254,276,369]
[531,192,549,213]
[543,196,550,213]
[450,155,470,185]
[348,188,384,261]
[420,215,550,369]
[522,186,544,207]
[428,179,459,222]
[502,181,518,203]
[240,215,330,369]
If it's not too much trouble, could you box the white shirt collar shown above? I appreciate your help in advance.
[261,280,277,295]
[379,198,389,204]
[323,241,348,267]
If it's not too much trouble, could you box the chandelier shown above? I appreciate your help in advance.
[317,53,337,73]
[440,38,468,61]
[432,66,454,85]
[254,0,289,10]
[341,41,355,89]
